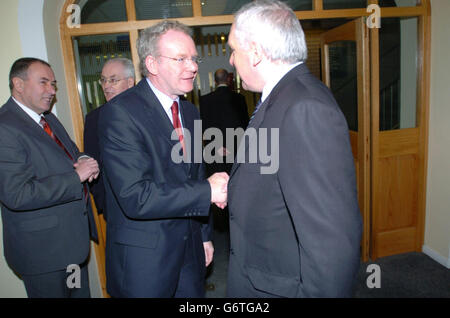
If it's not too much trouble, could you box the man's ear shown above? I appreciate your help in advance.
[127,77,135,88]
[249,41,263,67]
[145,55,158,76]
[12,77,24,93]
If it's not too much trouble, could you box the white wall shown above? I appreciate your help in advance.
[0,0,27,299]
[0,0,102,297]
[424,0,450,268]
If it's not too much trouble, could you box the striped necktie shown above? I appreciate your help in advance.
[249,99,262,123]
[40,116,73,161]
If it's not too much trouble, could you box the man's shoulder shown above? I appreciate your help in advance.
[199,90,216,102]
[0,99,21,125]
[85,105,103,120]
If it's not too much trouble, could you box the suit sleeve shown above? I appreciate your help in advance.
[83,111,105,211]
[98,103,211,220]
[0,125,83,212]
[278,99,362,297]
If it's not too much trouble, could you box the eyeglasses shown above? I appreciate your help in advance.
[159,55,203,65]
[98,78,126,86]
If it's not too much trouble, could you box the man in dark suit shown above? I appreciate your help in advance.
[98,21,228,297]
[84,58,135,218]
[200,69,249,232]
[200,68,249,176]
[0,57,100,297]
[226,0,362,297]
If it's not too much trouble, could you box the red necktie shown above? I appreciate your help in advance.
[40,116,73,161]
[40,116,89,201]
[171,101,186,155]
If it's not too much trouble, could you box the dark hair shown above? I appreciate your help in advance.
[9,57,51,91]
[214,69,229,84]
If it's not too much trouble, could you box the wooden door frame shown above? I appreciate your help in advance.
[369,1,431,258]
[59,0,430,148]
[320,18,371,261]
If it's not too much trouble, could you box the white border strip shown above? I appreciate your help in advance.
[422,245,450,269]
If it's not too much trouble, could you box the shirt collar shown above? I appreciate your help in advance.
[146,77,180,114]
[12,96,43,126]
[261,61,302,103]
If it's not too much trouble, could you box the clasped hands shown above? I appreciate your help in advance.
[74,156,100,183]
[208,172,229,209]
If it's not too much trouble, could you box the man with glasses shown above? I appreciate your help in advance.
[84,58,135,219]
[98,21,229,297]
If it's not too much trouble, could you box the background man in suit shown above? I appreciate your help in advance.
[98,20,228,297]
[84,58,135,218]
[200,68,249,176]
[226,0,362,297]
[0,57,100,297]
[200,69,249,232]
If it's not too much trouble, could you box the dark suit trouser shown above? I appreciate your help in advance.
[21,262,90,298]
[174,234,206,298]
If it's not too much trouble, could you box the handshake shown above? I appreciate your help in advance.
[207,172,229,209]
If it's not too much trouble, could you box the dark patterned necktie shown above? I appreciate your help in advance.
[249,99,262,123]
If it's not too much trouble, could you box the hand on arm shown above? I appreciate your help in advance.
[74,157,99,183]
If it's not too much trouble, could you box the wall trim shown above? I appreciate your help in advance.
[422,245,450,269]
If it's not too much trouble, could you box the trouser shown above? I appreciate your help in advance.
[21,262,90,298]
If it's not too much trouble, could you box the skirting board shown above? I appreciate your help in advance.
[422,245,450,269]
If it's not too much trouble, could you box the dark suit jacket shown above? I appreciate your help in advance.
[84,106,106,217]
[227,64,362,297]
[0,98,97,276]
[98,79,213,297]
[199,86,249,175]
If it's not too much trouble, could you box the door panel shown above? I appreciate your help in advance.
[371,16,424,259]
[321,18,370,261]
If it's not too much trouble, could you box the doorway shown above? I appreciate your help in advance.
[60,0,431,297]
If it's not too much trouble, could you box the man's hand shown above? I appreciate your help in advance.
[203,241,214,267]
[74,157,99,183]
[208,172,229,209]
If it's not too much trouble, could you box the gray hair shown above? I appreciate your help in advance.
[233,0,307,63]
[137,20,193,77]
[103,57,135,79]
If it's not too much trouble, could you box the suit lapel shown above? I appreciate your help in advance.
[6,99,75,163]
[230,96,270,178]
[230,64,310,178]
[137,80,175,140]
[136,80,191,173]
[44,113,77,161]
[179,100,196,172]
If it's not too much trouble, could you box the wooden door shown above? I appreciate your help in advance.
[321,18,370,261]
[369,18,427,259]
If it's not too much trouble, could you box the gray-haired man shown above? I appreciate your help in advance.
[84,58,135,218]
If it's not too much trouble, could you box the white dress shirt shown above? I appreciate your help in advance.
[146,78,184,129]
[261,61,303,104]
